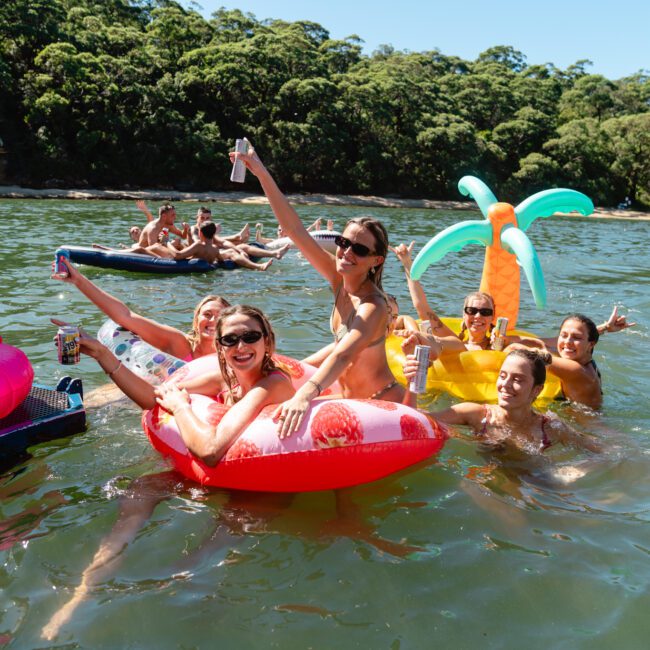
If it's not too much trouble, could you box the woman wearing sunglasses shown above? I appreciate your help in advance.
[153,305,295,464]
[230,142,405,437]
[391,241,540,353]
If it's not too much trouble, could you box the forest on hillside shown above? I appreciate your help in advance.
[1,0,648,206]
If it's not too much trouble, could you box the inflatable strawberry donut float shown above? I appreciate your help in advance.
[143,394,447,492]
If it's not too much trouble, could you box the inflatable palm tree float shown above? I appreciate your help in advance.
[410,176,594,327]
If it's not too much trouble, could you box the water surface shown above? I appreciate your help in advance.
[0,199,648,648]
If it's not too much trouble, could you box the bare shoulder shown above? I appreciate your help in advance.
[259,370,295,398]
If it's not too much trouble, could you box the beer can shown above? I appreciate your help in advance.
[492,317,509,351]
[230,138,249,183]
[409,344,430,394]
[419,320,433,335]
[53,250,70,279]
[57,325,80,365]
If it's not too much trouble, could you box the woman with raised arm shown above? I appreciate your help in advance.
[52,257,229,361]
[391,242,634,408]
[507,312,633,410]
[51,257,230,407]
[391,241,526,352]
[231,142,405,436]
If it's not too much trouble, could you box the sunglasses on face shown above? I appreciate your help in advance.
[464,306,494,317]
[334,235,374,258]
[217,330,264,347]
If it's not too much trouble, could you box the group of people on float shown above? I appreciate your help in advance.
[97,200,291,271]
[54,140,635,467]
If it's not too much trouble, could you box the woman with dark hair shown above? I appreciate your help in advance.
[231,142,404,436]
[403,347,601,454]
[154,305,295,465]
[525,314,603,409]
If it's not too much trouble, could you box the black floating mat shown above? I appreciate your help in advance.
[0,386,70,433]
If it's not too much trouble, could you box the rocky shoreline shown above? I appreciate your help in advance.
[1,184,647,220]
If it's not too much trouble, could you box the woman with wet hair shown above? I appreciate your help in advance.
[403,347,601,454]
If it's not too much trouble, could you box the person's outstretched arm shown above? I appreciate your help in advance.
[52,257,192,359]
[232,141,338,289]
[390,242,458,339]
[51,319,157,409]
[135,199,154,222]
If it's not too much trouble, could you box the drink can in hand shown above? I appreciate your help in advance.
[230,138,249,183]
[419,320,432,335]
[57,325,80,365]
[53,250,70,279]
[409,344,430,394]
[492,317,509,351]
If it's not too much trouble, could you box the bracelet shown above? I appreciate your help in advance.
[306,379,323,396]
[175,404,192,415]
[106,360,122,378]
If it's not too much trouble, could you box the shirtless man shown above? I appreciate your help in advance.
[187,207,290,261]
[189,207,250,245]
[167,221,273,271]
[133,203,189,249]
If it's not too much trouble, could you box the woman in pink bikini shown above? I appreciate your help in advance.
[232,142,404,437]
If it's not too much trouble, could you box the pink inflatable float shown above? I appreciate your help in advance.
[0,336,34,419]
[143,391,447,492]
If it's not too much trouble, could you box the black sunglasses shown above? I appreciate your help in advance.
[217,330,264,347]
[334,235,374,258]
[464,306,494,317]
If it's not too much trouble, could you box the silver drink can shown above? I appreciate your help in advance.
[230,138,249,183]
[493,317,509,351]
[57,325,80,365]
[409,344,430,394]
[419,320,432,335]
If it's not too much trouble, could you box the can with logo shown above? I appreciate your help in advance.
[57,325,80,365]
[492,317,509,351]
[53,249,70,279]
[409,344,430,394]
[419,320,433,335]
[230,138,249,183]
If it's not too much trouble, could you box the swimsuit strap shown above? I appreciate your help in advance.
[540,414,552,451]
[331,285,386,347]
[479,404,490,435]
[330,284,344,337]
[588,358,604,395]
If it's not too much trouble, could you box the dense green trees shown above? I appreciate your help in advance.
[0,0,648,206]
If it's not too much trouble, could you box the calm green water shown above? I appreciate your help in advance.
[0,199,649,649]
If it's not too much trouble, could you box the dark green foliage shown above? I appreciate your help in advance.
[0,1,648,206]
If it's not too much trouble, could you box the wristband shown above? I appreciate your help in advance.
[106,360,122,378]
[306,379,323,396]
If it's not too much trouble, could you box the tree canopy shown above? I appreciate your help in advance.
[1,0,648,206]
